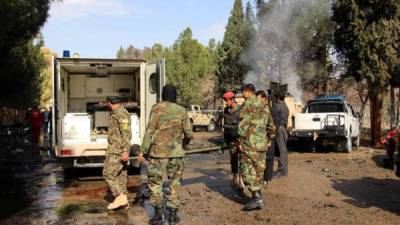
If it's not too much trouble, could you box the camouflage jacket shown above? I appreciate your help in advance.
[140,101,193,158]
[107,106,132,155]
[238,95,272,152]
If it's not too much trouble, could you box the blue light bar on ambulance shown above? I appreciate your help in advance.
[314,95,346,101]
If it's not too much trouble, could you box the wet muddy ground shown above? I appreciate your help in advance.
[0,132,399,225]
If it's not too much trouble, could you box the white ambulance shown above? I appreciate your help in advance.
[51,57,165,170]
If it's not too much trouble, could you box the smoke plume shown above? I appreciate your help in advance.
[242,0,307,102]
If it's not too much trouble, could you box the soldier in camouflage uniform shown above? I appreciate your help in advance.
[103,96,132,210]
[138,85,193,225]
[238,84,272,211]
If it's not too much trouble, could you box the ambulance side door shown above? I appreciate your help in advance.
[145,59,165,123]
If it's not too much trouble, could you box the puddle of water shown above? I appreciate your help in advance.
[26,164,63,223]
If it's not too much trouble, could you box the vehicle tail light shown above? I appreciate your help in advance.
[60,149,73,156]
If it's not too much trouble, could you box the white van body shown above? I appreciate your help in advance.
[51,58,165,169]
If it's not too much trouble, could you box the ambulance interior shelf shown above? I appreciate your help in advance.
[86,101,140,114]
[85,100,139,135]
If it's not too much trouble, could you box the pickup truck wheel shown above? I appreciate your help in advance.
[395,161,400,177]
[343,135,352,153]
[207,121,216,132]
[190,120,195,131]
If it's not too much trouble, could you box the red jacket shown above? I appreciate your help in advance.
[28,109,43,128]
[380,128,398,145]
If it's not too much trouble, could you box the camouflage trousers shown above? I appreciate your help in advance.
[147,157,185,209]
[240,151,266,192]
[103,154,128,197]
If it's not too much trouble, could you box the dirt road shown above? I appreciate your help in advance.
[0,132,399,225]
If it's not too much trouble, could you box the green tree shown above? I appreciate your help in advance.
[216,0,247,93]
[245,1,256,46]
[292,0,334,93]
[144,43,165,60]
[116,45,143,59]
[333,0,400,146]
[255,0,266,20]
[144,28,216,105]
[0,38,46,107]
[167,28,215,105]
[40,46,57,107]
[116,46,126,59]
[0,0,53,108]
[208,38,217,52]
[0,0,51,54]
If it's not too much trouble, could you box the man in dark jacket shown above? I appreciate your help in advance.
[269,92,289,178]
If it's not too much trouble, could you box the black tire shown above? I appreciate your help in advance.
[395,162,400,177]
[61,158,76,178]
[190,120,195,131]
[314,139,324,153]
[382,158,394,169]
[63,167,77,179]
[207,120,216,132]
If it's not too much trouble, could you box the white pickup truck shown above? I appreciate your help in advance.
[186,105,216,132]
[51,57,165,170]
[290,96,360,152]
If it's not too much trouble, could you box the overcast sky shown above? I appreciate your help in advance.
[42,0,233,58]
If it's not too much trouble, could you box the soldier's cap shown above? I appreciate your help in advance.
[107,96,123,104]
[223,91,235,100]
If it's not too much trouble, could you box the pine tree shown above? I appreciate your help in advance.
[292,0,334,93]
[125,45,135,59]
[245,1,256,45]
[216,0,247,93]
[255,0,265,20]
[116,46,126,59]
[333,0,400,146]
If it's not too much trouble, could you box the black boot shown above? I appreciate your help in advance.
[243,191,264,211]
[168,207,180,225]
[149,205,164,225]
